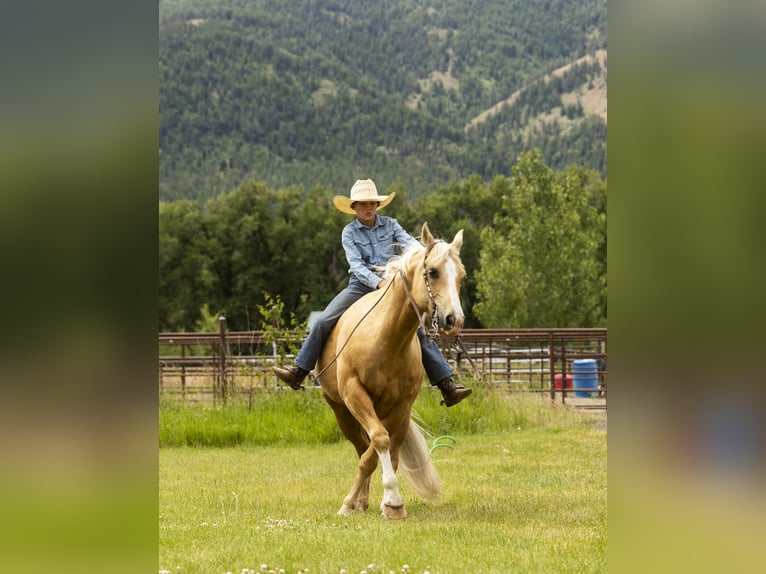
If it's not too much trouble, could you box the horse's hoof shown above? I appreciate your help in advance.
[381,503,407,520]
[337,506,353,516]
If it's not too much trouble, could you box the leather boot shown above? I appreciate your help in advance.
[272,364,309,390]
[437,378,472,407]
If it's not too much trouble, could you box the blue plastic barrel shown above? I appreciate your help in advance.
[573,359,598,397]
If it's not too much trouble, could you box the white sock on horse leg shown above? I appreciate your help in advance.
[378,451,403,507]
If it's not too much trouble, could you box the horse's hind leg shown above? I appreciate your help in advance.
[338,443,378,516]
[324,397,373,513]
[356,475,371,512]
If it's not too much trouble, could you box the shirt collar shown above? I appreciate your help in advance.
[352,214,380,230]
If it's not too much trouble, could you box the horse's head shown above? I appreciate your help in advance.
[419,222,466,336]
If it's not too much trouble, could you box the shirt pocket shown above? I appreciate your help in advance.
[376,227,396,260]
[352,234,373,262]
[376,227,394,243]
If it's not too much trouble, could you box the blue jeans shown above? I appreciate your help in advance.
[294,280,454,385]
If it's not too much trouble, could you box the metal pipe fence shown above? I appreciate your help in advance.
[159,321,607,408]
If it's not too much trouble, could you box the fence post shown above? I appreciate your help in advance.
[560,340,567,405]
[218,315,227,403]
[549,332,555,401]
[181,342,186,399]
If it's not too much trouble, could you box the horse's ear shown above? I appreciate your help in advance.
[451,229,464,253]
[421,222,435,246]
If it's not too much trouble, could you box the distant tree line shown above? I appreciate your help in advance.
[160,151,606,332]
[159,0,607,202]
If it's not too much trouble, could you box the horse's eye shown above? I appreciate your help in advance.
[428,268,439,280]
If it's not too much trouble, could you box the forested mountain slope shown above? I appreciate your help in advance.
[160,0,607,201]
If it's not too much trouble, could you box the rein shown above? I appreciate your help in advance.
[309,278,395,384]
[310,240,483,384]
[311,244,436,385]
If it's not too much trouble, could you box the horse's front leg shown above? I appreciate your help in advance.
[341,376,407,519]
[378,449,406,520]
[378,415,411,520]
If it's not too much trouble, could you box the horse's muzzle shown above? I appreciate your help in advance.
[441,313,464,336]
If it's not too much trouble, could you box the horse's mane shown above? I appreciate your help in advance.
[380,239,452,281]
[379,241,424,280]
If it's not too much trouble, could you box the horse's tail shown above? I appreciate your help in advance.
[398,419,441,502]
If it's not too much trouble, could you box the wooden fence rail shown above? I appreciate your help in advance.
[159,321,607,408]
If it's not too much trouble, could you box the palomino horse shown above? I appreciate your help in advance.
[315,222,465,519]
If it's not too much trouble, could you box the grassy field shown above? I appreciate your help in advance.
[159,389,606,574]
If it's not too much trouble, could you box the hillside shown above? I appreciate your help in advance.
[467,50,608,129]
[159,0,607,202]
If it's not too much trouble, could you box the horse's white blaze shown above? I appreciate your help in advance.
[444,257,464,322]
[378,451,403,508]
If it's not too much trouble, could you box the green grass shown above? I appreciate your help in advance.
[159,390,606,573]
[160,383,589,447]
[160,389,343,447]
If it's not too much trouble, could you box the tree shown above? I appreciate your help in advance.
[290,185,349,319]
[402,174,506,327]
[159,200,212,331]
[202,180,304,331]
[474,150,604,327]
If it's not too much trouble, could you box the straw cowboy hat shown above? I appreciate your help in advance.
[333,179,395,215]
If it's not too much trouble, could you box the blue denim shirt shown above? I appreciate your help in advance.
[341,215,418,289]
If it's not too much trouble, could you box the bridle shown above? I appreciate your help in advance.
[400,241,441,340]
[400,242,483,381]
